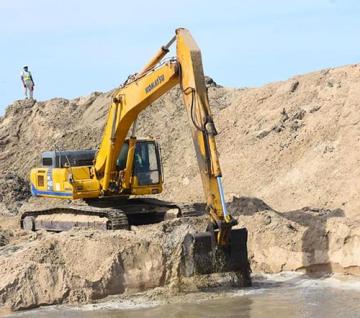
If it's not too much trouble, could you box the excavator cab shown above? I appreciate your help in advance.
[116,139,163,194]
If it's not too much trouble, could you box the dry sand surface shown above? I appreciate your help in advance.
[1,65,360,216]
[1,64,360,311]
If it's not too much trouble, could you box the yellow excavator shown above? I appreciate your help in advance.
[21,28,250,283]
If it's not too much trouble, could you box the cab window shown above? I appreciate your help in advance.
[116,143,129,170]
[134,142,160,185]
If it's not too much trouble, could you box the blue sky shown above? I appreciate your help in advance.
[1,0,359,115]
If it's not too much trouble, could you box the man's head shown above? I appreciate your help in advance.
[23,66,28,71]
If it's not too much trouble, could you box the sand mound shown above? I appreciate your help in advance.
[0,217,207,310]
[231,197,360,275]
[1,65,360,217]
[1,64,360,310]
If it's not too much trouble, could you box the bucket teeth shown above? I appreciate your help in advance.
[181,228,251,286]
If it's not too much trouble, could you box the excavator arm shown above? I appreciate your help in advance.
[94,28,236,245]
[93,28,250,282]
[176,28,237,246]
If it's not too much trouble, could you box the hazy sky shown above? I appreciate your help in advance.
[1,0,359,115]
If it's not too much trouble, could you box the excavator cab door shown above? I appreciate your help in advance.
[133,141,162,186]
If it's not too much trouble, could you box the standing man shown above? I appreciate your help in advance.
[21,66,35,100]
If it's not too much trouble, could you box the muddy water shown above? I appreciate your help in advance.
[7,273,360,318]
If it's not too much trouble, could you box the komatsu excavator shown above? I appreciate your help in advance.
[21,28,250,283]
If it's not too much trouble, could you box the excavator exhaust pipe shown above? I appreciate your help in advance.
[181,227,252,286]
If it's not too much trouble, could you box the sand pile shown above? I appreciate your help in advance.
[0,217,208,310]
[1,65,360,217]
[1,64,360,311]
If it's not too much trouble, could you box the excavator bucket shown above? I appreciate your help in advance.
[181,227,251,286]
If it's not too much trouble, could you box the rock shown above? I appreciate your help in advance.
[0,232,9,247]
[256,129,271,139]
[164,208,180,220]
[290,119,304,131]
[0,173,30,215]
[310,105,321,113]
[280,108,289,122]
[204,76,221,88]
[289,80,299,93]
[291,109,306,121]
[277,79,299,94]
[228,196,273,216]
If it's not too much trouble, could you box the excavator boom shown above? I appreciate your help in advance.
[94,59,179,190]
[175,29,250,281]
[95,29,235,235]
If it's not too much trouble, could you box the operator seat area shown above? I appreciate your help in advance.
[116,139,162,186]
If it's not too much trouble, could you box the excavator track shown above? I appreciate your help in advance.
[20,198,204,232]
[119,199,204,224]
[106,210,129,230]
[20,206,129,232]
[177,203,206,218]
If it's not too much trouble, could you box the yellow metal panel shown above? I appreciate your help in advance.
[52,168,67,191]
[131,184,163,195]
[71,166,91,180]
[30,167,74,198]
[30,168,48,190]
[74,179,100,192]
[130,175,163,195]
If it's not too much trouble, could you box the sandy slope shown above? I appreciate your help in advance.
[1,65,360,216]
[1,64,360,310]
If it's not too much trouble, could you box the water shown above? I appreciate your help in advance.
[6,273,360,318]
